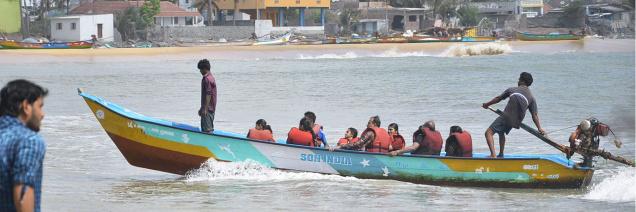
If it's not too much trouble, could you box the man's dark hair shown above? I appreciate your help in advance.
[348,127,358,138]
[0,79,48,117]
[449,126,463,133]
[519,72,533,86]
[256,119,267,128]
[370,115,381,127]
[304,111,316,123]
[388,123,399,132]
[198,59,211,71]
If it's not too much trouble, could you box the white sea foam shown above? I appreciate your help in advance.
[185,159,359,182]
[583,167,635,203]
[439,43,513,57]
[297,52,361,60]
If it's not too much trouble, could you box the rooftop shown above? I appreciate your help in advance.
[70,1,201,17]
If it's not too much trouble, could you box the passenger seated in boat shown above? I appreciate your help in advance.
[568,118,610,167]
[388,123,405,150]
[247,119,275,142]
[444,126,473,157]
[305,111,328,147]
[337,127,360,149]
[287,117,318,147]
[331,116,393,153]
[389,120,443,156]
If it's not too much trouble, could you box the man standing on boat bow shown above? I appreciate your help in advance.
[198,59,217,133]
[482,72,545,158]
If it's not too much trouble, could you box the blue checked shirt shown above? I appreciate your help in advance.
[0,115,46,212]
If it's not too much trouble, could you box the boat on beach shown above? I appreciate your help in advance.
[0,40,93,49]
[516,31,582,41]
[79,90,595,188]
[252,32,292,46]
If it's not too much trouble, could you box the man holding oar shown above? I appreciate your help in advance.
[482,72,545,158]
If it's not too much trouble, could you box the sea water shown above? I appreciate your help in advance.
[0,39,634,211]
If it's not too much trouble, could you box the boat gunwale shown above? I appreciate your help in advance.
[79,91,584,168]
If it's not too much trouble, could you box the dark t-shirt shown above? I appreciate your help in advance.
[201,72,217,112]
[499,86,536,128]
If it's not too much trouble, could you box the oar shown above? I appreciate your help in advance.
[487,107,635,167]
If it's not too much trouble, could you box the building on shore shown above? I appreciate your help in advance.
[70,1,204,27]
[0,0,21,34]
[50,14,114,42]
[213,0,330,27]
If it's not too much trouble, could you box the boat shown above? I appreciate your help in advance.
[377,36,408,43]
[79,90,594,188]
[252,32,292,46]
[516,31,582,41]
[0,40,93,49]
[337,37,377,44]
[460,36,496,42]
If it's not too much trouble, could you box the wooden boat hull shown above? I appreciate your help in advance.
[408,37,495,43]
[79,92,594,188]
[252,33,292,46]
[516,32,582,41]
[377,37,408,43]
[0,40,93,49]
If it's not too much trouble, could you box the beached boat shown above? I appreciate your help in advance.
[377,36,408,43]
[516,32,582,41]
[337,37,377,44]
[252,32,292,46]
[0,40,93,49]
[79,90,594,188]
[461,36,497,42]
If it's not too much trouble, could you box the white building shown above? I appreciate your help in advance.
[50,14,114,42]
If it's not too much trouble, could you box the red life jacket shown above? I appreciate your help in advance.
[247,128,275,142]
[337,137,359,146]
[451,131,472,157]
[287,127,314,147]
[364,127,392,153]
[414,128,443,155]
[391,134,405,150]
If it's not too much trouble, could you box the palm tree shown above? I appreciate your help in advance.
[193,0,218,25]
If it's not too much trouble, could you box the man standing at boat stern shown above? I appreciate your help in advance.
[198,59,217,133]
[0,79,48,212]
[482,72,544,158]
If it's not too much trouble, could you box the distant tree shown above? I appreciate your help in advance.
[339,9,360,36]
[193,0,219,25]
[140,0,161,27]
[457,5,479,26]
[561,0,585,27]
[115,7,145,41]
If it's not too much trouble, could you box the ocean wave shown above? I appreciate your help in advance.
[582,167,635,202]
[185,159,360,182]
[439,43,513,57]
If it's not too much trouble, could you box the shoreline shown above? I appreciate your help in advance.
[0,39,633,63]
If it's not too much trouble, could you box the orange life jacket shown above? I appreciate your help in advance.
[451,131,472,157]
[414,128,443,155]
[364,127,392,153]
[247,128,275,142]
[391,134,405,150]
[287,127,314,147]
[337,137,359,146]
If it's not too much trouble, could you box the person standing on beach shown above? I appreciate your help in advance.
[0,79,48,212]
[482,72,545,158]
[198,59,217,133]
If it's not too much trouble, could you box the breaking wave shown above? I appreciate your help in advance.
[583,167,635,202]
[297,43,512,60]
[439,43,513,57]
[185,159,359,182]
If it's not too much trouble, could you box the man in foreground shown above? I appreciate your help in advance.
[198,59,217,133]
[0,79,48,212]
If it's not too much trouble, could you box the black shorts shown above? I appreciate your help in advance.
[201,111,215,132]
[489,116,512,135]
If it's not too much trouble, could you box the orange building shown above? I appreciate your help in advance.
[215,0,330,26]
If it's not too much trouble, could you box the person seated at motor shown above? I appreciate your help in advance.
[389,120,443,156]
[444,126,473,157]
[388,123,405,151]
[305,111,328,147]
[337,127,360,149]
[247,119,275,142]
[568,118,610,167]
[331,116,393,153]
[287,117,319,147]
